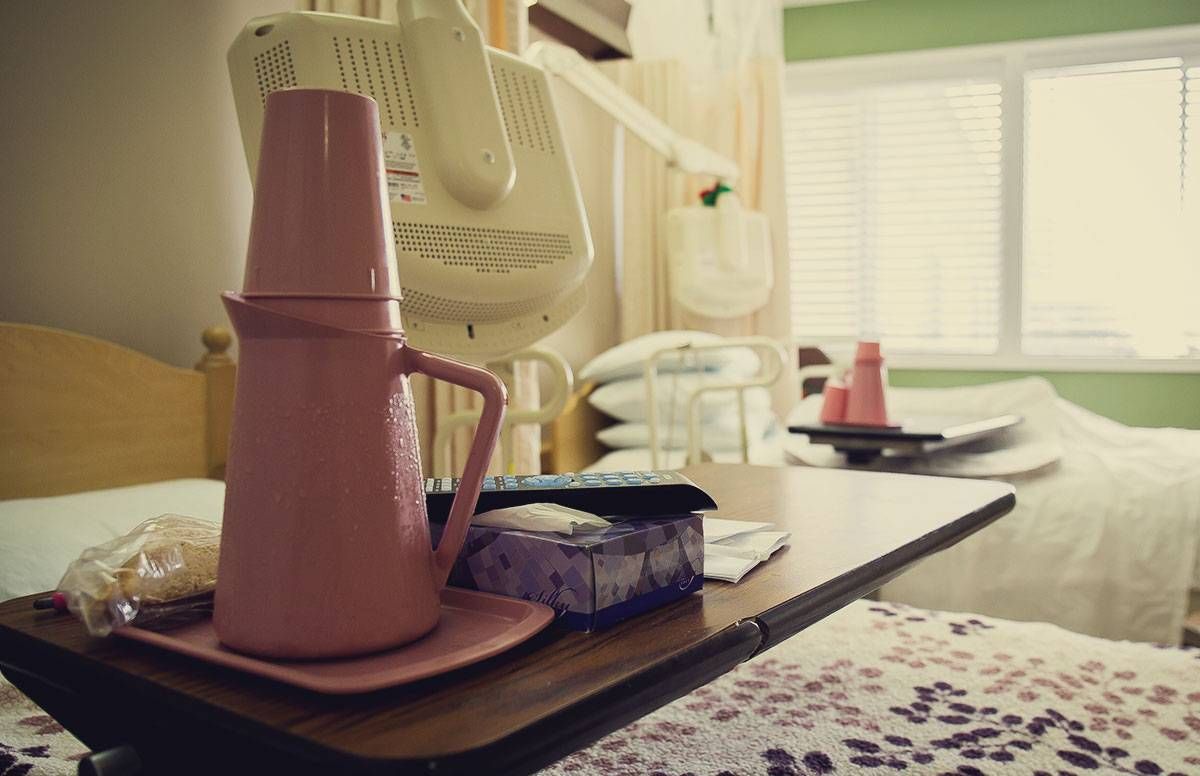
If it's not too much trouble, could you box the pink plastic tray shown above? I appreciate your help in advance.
[115,588,554,694]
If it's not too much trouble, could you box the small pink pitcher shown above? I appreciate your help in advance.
[214,88,506,659]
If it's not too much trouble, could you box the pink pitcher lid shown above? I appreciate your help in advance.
[855,341,883,362]
[243,89,401,302]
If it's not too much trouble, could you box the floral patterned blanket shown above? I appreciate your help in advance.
[0,678,86,775]
[542,601,1200,775]
[4,600,1198,775]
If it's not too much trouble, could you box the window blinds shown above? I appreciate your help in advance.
[784,74,1004,354]
[1023,57,1200,359]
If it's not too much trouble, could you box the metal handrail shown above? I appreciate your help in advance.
[642,337,788,468]
[432,346,574,476]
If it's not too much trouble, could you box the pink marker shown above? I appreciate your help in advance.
[32,592,68,612]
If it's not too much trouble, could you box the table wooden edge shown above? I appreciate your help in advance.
[755,488,1016,652]
[444,619,763,775]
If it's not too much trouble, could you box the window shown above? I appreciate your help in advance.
[1023,58,1199,359]
[784,28,1200,368]
[785,75,1003,354]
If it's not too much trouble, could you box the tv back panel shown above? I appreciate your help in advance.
[229,11,593,357]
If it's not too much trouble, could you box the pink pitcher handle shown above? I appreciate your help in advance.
[403,347,507,588]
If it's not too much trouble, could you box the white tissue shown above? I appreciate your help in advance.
[472,503,612,535]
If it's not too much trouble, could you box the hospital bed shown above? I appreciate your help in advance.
[555,340,1200,646]
[1,324,1197,775]
[785,348,1200,647]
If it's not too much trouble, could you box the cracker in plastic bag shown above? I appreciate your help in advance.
[57,514,220,636]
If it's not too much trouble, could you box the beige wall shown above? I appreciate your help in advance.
[0,1,291,367]
[0,4,617,372]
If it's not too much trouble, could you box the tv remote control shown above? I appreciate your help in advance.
[425,470,717,522]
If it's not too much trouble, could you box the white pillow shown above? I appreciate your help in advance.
[0,479,226,602]
[588,374,772,423]
[579,330,760,385]
[597,409,777,451]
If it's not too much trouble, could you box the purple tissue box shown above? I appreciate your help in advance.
[441,515,704,631]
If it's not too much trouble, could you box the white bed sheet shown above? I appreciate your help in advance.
[785,379,1200,644]
[0,479,225,602]
[882,399,1200,644]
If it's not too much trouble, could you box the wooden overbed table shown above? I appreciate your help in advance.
[0,464,1014,775]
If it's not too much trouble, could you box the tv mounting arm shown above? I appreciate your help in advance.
[393,2,740,200]
[524,40,741,187]
[398,0,516,209]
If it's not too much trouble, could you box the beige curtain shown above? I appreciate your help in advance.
[300,0,542,476]
[608,1,795,407]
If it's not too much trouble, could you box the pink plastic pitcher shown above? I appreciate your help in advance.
[216,296,504,659]
[843,341,890,427]
[214,88,507,659]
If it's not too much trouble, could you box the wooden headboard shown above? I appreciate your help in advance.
[542,381,609,474]
[0,324,235,499]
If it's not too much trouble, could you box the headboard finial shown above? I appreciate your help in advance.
[202,326,232,356]
[195,326,236,480]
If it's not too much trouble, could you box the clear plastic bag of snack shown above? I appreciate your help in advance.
[57,514,220,636]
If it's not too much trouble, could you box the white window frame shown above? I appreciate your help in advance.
[785,24,1200,373]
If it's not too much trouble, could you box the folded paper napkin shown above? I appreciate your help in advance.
[472,503,612,535]
[703,517,790,584]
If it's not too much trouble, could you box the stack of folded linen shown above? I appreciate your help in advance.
[579,331,779,472]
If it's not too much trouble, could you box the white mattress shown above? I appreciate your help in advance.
[0,479,225,602]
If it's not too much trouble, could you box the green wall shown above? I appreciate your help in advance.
[784,0,1200,61]
[889,370,1200,429]
[783,0,1200,428]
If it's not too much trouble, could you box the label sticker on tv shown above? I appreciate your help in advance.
[383,131,426,205]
